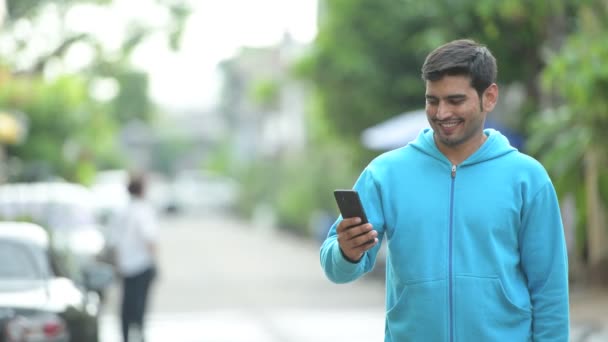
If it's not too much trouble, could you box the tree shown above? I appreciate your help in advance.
[526,1,608,278]
[0,71,118,183]
[432,1,578,127]
[306,0,432,146]
[2,0,192,120]
[304,0,578,167]
[0,0,192,181]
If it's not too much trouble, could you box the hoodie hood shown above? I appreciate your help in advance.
[408,128,517,166]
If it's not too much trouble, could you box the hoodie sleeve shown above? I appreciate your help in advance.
[320,167,386,284]
[519,181,570,341]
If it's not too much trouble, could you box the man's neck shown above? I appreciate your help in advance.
[437,133,487,166]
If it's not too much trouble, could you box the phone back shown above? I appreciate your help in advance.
[333,189,368,223]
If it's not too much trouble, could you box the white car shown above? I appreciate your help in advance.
[0,222,113,342]
[0,182,112,298]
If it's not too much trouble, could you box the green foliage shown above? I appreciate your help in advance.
[250,79,280,110]
[0,0,194,183]
[541,35,608,138]
[233,161,277,219]
[308,0,431,143]
[165,1,192,50]
[303,0,580,167]
[202,139,233,176]
[574,184,588,257]
[0,72,119,183]
[234,141,359,235]
[529,1,608,180]
[1,0,192,122]
[526,1,608,267]
[5,0,111,20]
[526,107,591,180]
[472,1,574,85]
[111,71,152,122]
[601,171,608,206]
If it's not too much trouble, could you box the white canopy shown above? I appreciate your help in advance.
[361,109,429,151]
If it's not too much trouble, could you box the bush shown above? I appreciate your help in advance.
[233,141,361,236]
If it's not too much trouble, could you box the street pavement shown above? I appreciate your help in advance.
[570,286,608,342]
[99,212,608,341]
[99,212,386,341]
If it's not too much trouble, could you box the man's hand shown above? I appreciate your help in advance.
[337,217,378,263]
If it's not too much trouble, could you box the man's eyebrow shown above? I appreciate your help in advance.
[425,94,467,100]
[446,94,467,100]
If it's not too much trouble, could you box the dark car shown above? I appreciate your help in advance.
[0,222,112,342]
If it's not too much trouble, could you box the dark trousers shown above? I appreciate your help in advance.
[121,266,156,342]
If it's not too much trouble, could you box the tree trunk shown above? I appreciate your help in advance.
[585,146,607,269]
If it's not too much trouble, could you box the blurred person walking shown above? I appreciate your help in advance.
[111,173,159,342]
[319,39,569,341]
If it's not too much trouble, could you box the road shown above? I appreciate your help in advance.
[99,212,386,342]
[99,211,608,341]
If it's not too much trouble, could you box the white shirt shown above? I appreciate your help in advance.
[112,198,158,277]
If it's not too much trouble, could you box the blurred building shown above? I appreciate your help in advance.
[218,33,310,167]
[155,109,227,171]
[117,106,226,175]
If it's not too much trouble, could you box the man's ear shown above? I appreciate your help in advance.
[482,83,499,112]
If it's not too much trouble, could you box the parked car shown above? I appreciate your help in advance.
[0,222,112,342]
[0,182,113,299]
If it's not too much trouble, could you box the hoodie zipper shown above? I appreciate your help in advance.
[449,164,456,342]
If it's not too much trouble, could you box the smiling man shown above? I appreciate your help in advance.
[319,39,570,341]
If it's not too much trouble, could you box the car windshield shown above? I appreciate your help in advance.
[0,240,43,280]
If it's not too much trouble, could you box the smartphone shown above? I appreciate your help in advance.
[333,189,369,225]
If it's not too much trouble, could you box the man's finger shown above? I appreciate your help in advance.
[341,223,373,240]
[337,223,372,248]
[352,230,378,248]
[337,217,362,232]
[348,237,379,258]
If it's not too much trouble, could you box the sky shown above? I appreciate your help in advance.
[131,0,319,112]
[52,0,318,112]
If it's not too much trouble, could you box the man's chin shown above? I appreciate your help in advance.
[435,132,462,147]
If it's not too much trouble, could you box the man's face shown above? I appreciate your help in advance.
[424,75,496,149]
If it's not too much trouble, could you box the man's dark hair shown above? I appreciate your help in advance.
[127,174,146,198]
[421,39,497,97]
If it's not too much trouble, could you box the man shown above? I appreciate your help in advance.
[112,173,159,342]
[319,39,569,341]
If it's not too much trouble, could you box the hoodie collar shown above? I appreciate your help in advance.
[409,128,516,166]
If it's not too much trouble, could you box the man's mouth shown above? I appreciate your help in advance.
[437,120,462,128]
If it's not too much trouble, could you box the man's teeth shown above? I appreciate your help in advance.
[440,122,460,127]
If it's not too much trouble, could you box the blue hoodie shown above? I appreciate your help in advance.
[320,129,569,341]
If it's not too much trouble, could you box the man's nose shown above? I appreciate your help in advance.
[435,102,451,120]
